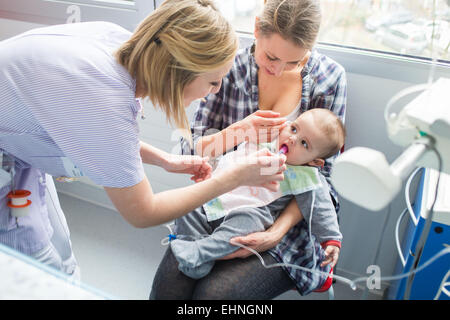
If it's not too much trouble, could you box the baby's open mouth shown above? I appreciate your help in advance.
[279,144,289,155]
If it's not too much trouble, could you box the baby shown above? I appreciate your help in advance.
[170,108,345,280]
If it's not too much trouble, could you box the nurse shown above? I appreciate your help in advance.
[0,0,286,278]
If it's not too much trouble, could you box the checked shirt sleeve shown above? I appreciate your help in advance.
[180,88,226,156]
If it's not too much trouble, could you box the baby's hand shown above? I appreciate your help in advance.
[320,245,340,268]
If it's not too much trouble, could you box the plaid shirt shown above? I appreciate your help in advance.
[181,45,347,295]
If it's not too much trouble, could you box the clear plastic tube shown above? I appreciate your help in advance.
[161,147,448,295]
[351,247,450,289]
[434,270,450,300]
[161,225,450,294]
[394,208,408,267]
[405,168,422,226]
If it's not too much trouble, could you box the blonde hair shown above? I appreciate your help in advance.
[116,0,238,143]
[259,0,321,49]
[308,108,346,159]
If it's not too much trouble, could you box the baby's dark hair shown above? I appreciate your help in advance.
[307,108,346,159]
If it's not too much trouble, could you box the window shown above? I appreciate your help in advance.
[0,0,154,31]
[216,0,263,33]
[58,0,137,10]
[218,0,450,62]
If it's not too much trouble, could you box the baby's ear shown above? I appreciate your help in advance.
[307,158,325,168]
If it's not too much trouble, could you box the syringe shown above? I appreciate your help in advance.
[278,144,288,155]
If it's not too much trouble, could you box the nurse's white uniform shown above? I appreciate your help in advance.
[0,22,145,277]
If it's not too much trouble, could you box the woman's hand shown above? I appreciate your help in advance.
[219,198,301,260]
[163,154,212,183]
[219,229,281,259]
[237,110,287,144]
[320,245,340,268]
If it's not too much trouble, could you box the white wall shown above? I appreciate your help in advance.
[1,17,449,295]
[0,18,45,38]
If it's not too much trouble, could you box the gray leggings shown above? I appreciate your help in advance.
[149,247,294,300]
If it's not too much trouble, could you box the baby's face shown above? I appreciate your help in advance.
[277,113,329,166]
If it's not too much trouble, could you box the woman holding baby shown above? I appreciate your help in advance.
[151,0,347,299]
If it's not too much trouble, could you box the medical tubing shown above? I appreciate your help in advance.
[405,167,423,226]
[384,7,439,124]
[438,282,450,299]
[394,207,408,267]
[394,168,424,267]
[396,168,424,266]
[229,241,357,290]
[161,223,176,245]
[167,228,356,289]
[161,214,356,289]
[384,83,431,124]
[387,27,441,297]
[352,247,450,288]
[403,147,442,300]
[309,191,316,270]
[434,270,450,300]
[162,155,449,295]
[162,228,450,293]
[234,243,450,292]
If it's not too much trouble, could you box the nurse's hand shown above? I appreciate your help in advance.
[229,148,286,192]
[163,154,212,182]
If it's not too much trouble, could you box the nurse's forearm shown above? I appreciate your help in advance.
[139,141,169,167]
[147,174,236,226]
[196,121,247,158]
[105,171,239,228]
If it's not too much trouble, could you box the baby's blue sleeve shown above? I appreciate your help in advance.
[294,174,342,244]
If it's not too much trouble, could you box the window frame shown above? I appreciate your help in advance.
[1,0,449,83]
[0,0,155,31]
[238,32,450,86]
